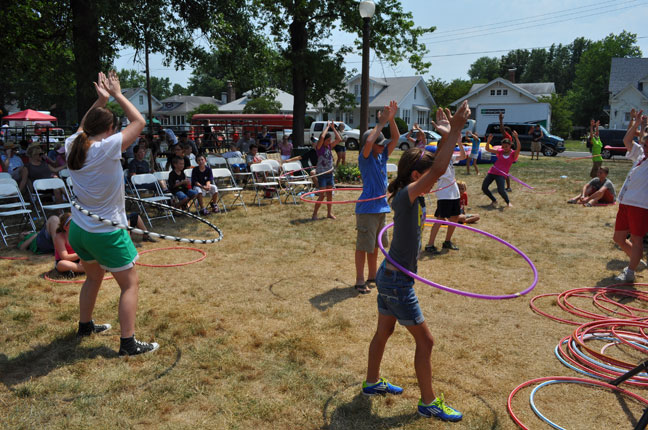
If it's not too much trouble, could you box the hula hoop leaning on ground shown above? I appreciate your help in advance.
[71,197,223,244]
[378,218,538,300]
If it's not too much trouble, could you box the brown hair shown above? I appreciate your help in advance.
[56,212,72,233]
[387,148,435,202]
[67,107,118,170]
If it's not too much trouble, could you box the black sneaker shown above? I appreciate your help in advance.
[425,245,440,254]
[442,241,459,250]
[119,336,160,356]
[77,320,112,337]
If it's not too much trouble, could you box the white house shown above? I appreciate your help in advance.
[110,88,162,117]
[339,75,435,130]
[451,77,555,135]
[218,88,320,117]
[608,57,648,129]
[156,95,222,127]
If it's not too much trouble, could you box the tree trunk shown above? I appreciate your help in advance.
[290,18,307,147]
[71,0,101,123]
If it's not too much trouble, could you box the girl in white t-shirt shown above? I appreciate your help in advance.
[66,70,158,356]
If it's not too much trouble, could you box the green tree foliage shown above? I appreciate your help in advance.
[187,103,219,122]
[117,69,174,100]
[567,31,641,125]
[242,96,282,114]
[427,77,474,108]
[468,57,501,81]
[171,84,188,96]
[254,0,434,146]
[539,94,572,138]
[105,101,125,118]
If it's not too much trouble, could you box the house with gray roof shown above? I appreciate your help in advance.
[110,88,162,117]
[608,57,648,129]
[156,95,223,127]
[451,77,555,135]
[218,88,319,116]
[338,75,435,130]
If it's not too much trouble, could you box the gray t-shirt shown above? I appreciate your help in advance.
[387,185,426,273]
[588,177,616,199]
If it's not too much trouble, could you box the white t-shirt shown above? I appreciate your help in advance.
[435,155,460,200]
[65,132,127,233]
[618,142,648,210]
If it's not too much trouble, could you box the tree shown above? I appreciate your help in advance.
[427,77,474,108]
[117,69,146,88]
[567,31,641,125]
[540,94,572,138]
[187,103,219,122]
[171,84,188,96]
[242,96,282,114]
[255,0,434,146]
[520,49,548,83]
[468,56,501,81]
[498,49,531,81]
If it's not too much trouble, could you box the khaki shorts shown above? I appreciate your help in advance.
[531,141,542,152]
[356,213,388,253]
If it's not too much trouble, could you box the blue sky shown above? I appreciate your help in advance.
[114,0,648,88]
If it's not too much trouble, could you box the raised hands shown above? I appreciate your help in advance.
[94,72,110,100]
[105,70,122,97]
[377,100,398,125]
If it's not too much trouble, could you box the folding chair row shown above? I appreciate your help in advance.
[130,173,175,228]
[0,182,36,246]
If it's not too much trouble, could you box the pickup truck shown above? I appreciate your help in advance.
[304,121,361,150]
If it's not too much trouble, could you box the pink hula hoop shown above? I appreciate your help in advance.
[135,246,207,267]
[299,188,386,205]
[378,219,538,299]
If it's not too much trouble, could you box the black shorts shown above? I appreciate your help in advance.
[434,198,461,218]
[334,145,346,153]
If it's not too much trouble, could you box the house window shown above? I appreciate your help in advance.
[139,95,144,105]
[354,84,360,97]
[417,110,427,127]
[490,90,495,96]
[401,109,411,126]
[503,89,508,95]
[180,116,185,125]
[414,87,417,100]
[496,89,502,95]
[625,112,632,121]
[639,82,644,92]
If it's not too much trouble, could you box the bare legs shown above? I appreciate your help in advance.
[312,186,335,220]
[355,248,379,285]
[613,231,645,272]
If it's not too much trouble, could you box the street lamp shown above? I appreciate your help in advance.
[359,0,375,138]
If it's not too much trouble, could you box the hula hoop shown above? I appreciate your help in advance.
[299,188,386,205]
[566,155,596,161]
[135,246,207,267]
[378,219,538,299]
[0,256,29,260]
[71,197,223,244]
[44,273,114,284]
[507,376,648,429]
[426,179,457,195]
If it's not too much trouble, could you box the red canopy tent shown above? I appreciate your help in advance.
[3,109,57,122]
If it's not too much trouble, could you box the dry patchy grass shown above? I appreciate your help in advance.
[1,153,646,429]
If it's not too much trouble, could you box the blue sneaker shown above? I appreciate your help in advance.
[418,393,462,421]
[362,377,403,396]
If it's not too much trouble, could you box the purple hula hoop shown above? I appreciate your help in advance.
[491,165,534,190]
[378,219,538,300]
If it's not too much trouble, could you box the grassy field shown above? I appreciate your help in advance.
[1,152,646,429]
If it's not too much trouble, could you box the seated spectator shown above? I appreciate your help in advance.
[567,166,616,206]
[18,215,59,254]
[191,154,219,214]
[236,131,255,154]
[47,144,67,168]
[278,135,293,161]
[257,126,275,152]
[1,142,28,191]
[168,156,198,210]
[183,143,197,166]
[127,212,158,245]
[179,132,198,155]
[246,144,264,165]
[25,144,65,203]
[457,181,480,224]
[166,144,191,171]
[53,213,85,274]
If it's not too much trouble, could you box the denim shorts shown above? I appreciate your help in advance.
[175,188,198,200]
[376,261,424,326]
[318,173,334,188]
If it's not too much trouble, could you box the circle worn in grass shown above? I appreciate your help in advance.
[508,376,648,430]
[71,197,223,244]
[378,218,538,300]
[135,246,207,267]
[44,272,114,284]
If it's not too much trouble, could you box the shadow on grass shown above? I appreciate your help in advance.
[309,279,364,311]
[290,218,318,225]
[606,259,631,272]
[0,332,117,389]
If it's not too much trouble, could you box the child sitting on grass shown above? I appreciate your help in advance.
[54,213,85,275]
[362,101,470,423]
[457,181,480,224]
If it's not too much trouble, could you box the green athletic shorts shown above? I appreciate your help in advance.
[68,221,138,272]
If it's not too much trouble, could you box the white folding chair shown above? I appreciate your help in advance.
[207,155,227,169]
[249,163,281,206]
[58,168,71,181]
[0,182,36,246]
[281,161,313,204]
[0,172,13,180]
[0,178,32,211]
[211,168,246,213]
[225,156,252,187]
[131,173,175,228]
[386,163,398,178]
[32,178,72,218]
[65,176,76,198]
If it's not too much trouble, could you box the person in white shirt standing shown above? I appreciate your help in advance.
[613,109,648,282]
[65,70,158,356]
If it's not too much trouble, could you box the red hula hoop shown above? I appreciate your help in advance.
[135,246,207,267]
[44,273,114,284]
[507,376,648,429]
[0,256,29,260]
[299,188,387,205]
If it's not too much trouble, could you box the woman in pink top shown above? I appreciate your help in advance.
[480,131,521,208]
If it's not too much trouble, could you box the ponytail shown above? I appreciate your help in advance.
[67,107,118,170]
[387,147,435,202]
